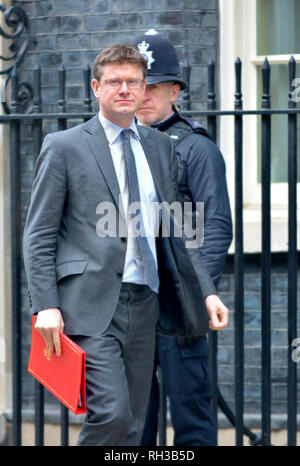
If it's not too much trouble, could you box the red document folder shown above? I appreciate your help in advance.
[28,315,86,415]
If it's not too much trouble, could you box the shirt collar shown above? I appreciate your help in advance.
[98,110,140,144]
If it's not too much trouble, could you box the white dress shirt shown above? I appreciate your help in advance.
[98,111,159,289]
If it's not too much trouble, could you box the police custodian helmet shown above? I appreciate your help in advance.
[132,29,187,90]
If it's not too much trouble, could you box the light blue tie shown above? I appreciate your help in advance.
[122,129,159,293]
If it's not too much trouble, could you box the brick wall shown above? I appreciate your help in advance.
[15,0,219,114]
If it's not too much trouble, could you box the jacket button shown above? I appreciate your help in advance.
[117,272,123,277]
[120,237,126,243]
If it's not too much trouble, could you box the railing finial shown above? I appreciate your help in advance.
[288,56,296,108]
[234,57,243,109]
[261,57,271,109]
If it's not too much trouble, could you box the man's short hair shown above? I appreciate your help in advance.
[93,44,147,81]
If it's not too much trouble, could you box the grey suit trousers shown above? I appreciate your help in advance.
[71,283,159,446]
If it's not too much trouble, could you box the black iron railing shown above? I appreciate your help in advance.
[0,55,298,446]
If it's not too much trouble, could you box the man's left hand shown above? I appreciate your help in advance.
[205,294,229,330]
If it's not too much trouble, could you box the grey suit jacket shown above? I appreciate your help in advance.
[23,115,216,336]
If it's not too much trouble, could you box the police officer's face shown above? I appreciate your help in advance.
[136,82,181,126]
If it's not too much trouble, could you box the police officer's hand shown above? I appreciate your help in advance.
[35,308,64,356]
[205,294,229,330]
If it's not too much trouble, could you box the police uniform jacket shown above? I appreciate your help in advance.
[153,109,233,287]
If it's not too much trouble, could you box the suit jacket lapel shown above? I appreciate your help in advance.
[84,117,169,221]
[84,115,122,211]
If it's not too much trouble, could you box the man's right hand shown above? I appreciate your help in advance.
[35,308,64,357]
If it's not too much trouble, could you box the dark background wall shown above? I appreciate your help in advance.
[9,0,300,429]
[16,0,218,114]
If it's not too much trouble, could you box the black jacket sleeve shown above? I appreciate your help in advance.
[177,133,233,286]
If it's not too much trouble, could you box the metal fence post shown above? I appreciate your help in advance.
[31,64,45,446]
[234,57,245,446]
[261,57,272,446]
[57,63,69,446]
[206,60,219,433]
[287,56,298,446]
[10,65,22,446]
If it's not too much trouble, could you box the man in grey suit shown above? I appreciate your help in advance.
[23,44,229,446]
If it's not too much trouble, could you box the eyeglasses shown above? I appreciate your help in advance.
[102,78,144,89]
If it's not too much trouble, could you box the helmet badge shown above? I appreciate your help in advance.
[138,40,155,70]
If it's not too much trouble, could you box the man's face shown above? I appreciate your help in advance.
[91,63,146,127]
[136,81,181,126]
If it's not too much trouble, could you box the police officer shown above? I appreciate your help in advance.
[132,30,233,446]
